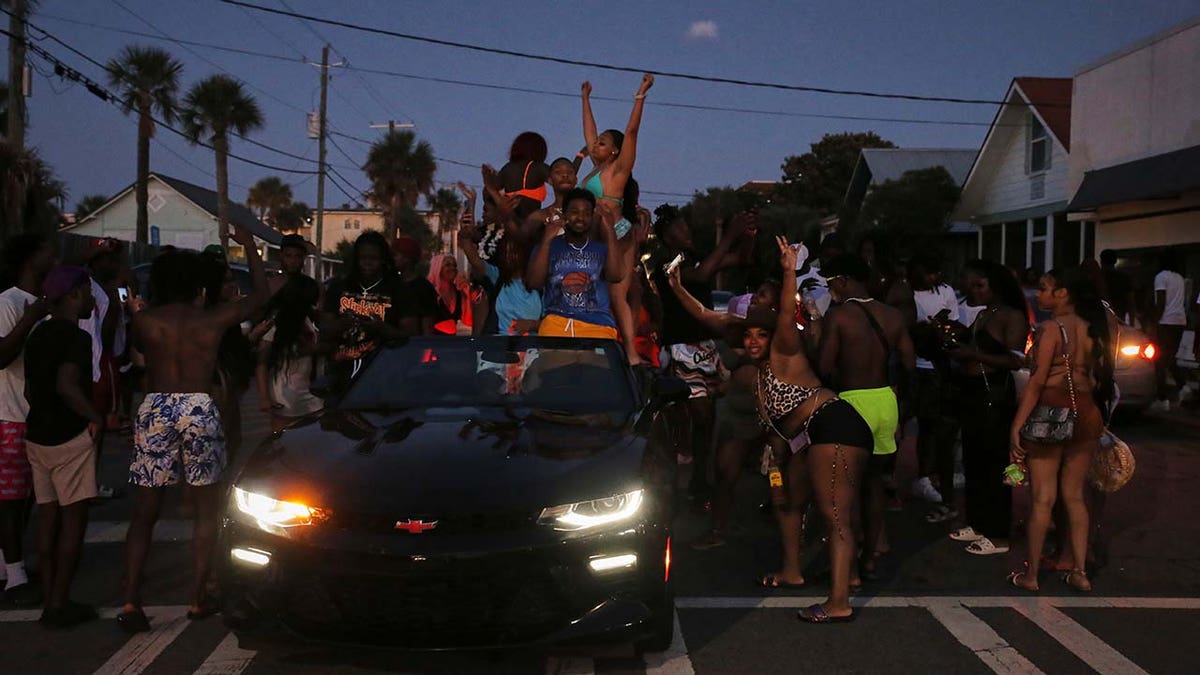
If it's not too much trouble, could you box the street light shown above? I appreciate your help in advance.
[370,122,415,131]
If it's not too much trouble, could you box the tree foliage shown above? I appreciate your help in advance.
[246,176,293,225]
[427,187,462,235]
[856,166,961,257]
[74,194,109,220]
[274,200,310,233]
[779,131,895,213]
[363,130,436,241]
[0,143,65,236]
[105,46,184,244]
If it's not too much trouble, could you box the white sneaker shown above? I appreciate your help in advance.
[1148,400,1171,414]
[949,526,983,542]
[965,537,1009,555]
[912,477,943,503]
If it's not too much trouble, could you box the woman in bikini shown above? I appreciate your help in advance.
[1009,267,1114,593]
[579,74,654,364]
[754,237,873,623]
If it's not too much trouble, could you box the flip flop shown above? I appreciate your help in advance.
[1006,571,1038,593]
[758,573,806,589]
[116,608,151,634]
[797,604,856,624]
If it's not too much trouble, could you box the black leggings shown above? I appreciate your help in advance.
[956,372,1015,540]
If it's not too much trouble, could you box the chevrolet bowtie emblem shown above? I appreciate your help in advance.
[394,519,438,534]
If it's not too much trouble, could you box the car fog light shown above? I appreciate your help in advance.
[589,553,637,572]
[231,547,271,567]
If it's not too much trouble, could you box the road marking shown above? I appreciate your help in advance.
[923,600,1044,675]
[544,655,594,675]
[674,596,1200,609]
[194,633,257,675]
[1012,603,1148,675]
[0,605,186,623]
[644,609,696,675]
[85,520,195,544]
[93,605,190,675]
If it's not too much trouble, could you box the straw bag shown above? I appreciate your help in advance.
[1089,430,1135,492]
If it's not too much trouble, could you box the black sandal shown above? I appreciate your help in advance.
[116,608,151,634]
[797,604,856,624]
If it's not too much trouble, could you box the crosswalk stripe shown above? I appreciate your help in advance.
[93,606,191,675]
[924,600,1044,675]
[1012,604,1148,675]
[193,633,256,675]
[644,609,696,675]
[85,520,194,544]
[674,595,1200,609]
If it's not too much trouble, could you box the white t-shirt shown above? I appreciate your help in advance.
[1154,270,1186,326]
[77,278,109,382]
[0,286,37,422]
[914,284,960,370]
[796,264,832,316]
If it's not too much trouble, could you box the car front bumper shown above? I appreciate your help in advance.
[218,520,670,650]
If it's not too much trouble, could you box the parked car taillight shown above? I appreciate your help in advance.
[1120,343,1157,360]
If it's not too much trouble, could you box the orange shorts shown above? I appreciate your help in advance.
[537,314,618,340]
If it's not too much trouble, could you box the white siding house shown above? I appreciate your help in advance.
[954,78,1094,272]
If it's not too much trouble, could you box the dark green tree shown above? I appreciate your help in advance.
[779,131,895,213]
[856,166,960,258]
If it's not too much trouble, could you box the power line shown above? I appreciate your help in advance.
[108,0,309,115]
[2,23,320,176]
[36,12,1022,129]
[221,0,1057,107]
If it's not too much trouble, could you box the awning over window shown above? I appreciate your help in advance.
[1068,144,1200,211]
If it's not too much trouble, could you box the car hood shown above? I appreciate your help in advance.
[236,408,644,516]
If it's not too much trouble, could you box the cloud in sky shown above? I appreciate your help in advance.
[686,20,719,40]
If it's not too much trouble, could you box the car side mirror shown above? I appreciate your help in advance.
[651,376,691,407]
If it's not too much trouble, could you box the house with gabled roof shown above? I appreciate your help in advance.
[953,77,1095,272]
[63,173,283,253]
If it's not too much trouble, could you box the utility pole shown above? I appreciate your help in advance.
[6,0,27,151]
[313,45,330,282]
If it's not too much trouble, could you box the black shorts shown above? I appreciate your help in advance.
[806,399,874,451]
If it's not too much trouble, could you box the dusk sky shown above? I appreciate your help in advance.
[16,0,1200,212]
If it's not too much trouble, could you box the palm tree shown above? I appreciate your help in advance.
[246,175,292,227]
[74,194,109,220]
[106,46,183,245]
[181,75,263,252]
[1,142,65,236]
[274,201,310,234]
[363,130,435,241]
[427,187,462,254]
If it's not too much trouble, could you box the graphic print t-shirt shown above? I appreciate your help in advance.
[538,237,614,328]
[323,277,402,361]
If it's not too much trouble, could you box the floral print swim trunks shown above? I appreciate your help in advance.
[131,393,226,488]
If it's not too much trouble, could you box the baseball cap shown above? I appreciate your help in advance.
[85,237,121,261]
[391,235,421,262]
[280,234,308,252]
[43,265,91,302]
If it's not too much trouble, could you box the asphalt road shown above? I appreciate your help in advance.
[3,404,1199,674]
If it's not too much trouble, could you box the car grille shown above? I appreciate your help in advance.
[331,510,538,535]
[281,554,574,647]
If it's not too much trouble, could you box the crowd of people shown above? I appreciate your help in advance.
[0,72,1193,631]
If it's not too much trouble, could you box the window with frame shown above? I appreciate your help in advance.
[1028,114,1049,174]
[344,218,352,230]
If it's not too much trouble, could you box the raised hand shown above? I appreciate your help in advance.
[637,73,655,95]
[481,164,500,191]
[21,297,49,323]
[229,222,256,248]
[776,235,797,271]
[456,181,476,203]
[581,81,592,98]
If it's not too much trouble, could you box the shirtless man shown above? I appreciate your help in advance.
[118,223,268,633]
[809,253,915,580]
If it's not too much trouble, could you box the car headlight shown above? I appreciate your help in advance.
[234,487,326,529]
[538,489,644,531]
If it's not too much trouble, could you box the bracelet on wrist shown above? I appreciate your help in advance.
[634,93,646,100]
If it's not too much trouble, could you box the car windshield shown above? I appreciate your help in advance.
[339,337,636,415]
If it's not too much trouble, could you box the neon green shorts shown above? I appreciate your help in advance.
[839,386,899,455]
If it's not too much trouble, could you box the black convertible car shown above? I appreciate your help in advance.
[219,336,687,652]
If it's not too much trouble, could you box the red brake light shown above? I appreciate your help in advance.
[1141,343,1157,360]
[664,537,672,582]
